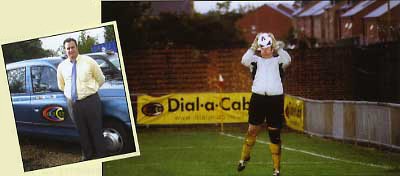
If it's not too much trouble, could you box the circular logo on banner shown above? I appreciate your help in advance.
[142,103,164,117]
[42,105,65,122]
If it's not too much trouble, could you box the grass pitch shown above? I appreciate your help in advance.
[104,126,400,176]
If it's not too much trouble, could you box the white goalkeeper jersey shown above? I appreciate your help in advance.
[241,49,291,96]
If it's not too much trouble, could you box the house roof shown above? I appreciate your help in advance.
[364,0,400,18]
[292,7,304,16]
[341,0,375,17]
[313,8,325,16]
[280,3,297,12]
[325,3,334,10]
[265,4,293,18]
[277,3,296,14]
[340,2,353,10]
[298,1,331,17]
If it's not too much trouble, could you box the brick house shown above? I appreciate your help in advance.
[321,1,355,44]
[293,1,319,35]
[363,1,400,45]
[235,4,293,42]
[297,1,331,41]
[340,0,386,41]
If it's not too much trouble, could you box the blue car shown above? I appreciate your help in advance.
[6,54,135,155]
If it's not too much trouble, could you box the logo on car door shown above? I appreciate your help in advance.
[42,105,65,122]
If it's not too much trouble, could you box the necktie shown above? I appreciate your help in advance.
[71,60,78,102]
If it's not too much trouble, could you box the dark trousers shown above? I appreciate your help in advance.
[248,93,284,128]
[67,93,106,160]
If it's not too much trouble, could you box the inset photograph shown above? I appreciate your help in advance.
[2,22,138,172]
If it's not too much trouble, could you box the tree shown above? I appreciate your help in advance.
[54,45,65,56]
[2,39,54,64]
[216,1,231,14]
[101,1,247,50]
[138,12,246,49]
[77,31,98,54]
[102,1,151,53]
[236,4,257,14]
[104,25,115,42]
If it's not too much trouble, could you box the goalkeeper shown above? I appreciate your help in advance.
[237,33,291,176]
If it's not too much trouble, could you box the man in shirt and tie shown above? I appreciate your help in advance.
[57,38,106,161]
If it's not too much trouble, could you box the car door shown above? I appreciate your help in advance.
[7,67,32,132]
[29,65,78,137]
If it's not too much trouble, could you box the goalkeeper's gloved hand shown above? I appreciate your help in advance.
[268,33,278,51]
[275,41,285,51]
[250,33,260,51]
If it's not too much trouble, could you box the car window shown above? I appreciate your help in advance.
[95,58,110,69]
[87,54,122,80]
[7,67,26,94]
[31,66,59,93]
[108,55,121,70]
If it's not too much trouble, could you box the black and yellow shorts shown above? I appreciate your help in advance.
[248,93,284,128]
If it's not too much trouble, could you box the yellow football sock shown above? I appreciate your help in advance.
[269,143,281,171]
[240,133,256,161]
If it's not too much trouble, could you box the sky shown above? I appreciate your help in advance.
[40,27,106,53]
[194,1,295,14]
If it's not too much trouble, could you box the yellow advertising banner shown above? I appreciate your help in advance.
[284,95,304,132]
[137,93,251,124]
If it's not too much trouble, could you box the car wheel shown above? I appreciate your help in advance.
[103,120,134,155]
